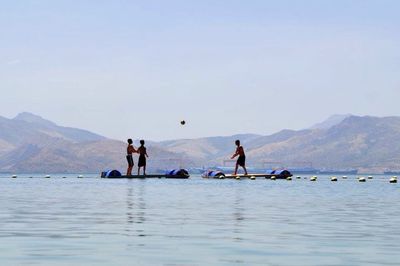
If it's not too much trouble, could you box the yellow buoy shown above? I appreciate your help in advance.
[271,176,276,180]
[286,176,292,181]
[250,176,256,180]
[235,176,241,180]
[358,177,366,182]
[331,176,338,182]
[310,176,317,181]
[390,176,397,183]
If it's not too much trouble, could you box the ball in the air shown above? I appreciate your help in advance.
[180,120,186,125]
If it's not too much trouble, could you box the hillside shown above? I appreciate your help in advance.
[0,113,192,173]
[1,113,400,173]
[155,115,400,173]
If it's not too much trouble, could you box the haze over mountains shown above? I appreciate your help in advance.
[0,112,399,174]
[0,113,189,173]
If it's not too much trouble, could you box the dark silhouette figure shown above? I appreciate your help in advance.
[231,140,248,175]
[126,139,137,176]
[137,140,149,175]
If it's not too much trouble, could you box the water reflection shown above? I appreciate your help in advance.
[233,185,245,241]
[0,176,399,265]
[125,181,146,237]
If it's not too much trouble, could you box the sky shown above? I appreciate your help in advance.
[0,0,399,141]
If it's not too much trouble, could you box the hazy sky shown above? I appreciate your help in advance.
[1,0,399,141]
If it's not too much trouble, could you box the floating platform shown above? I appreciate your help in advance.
[203,173,290,179]
[202,170,292,179]
[228,174,288,179]
[101,169,190,179]
[102,174,189,179]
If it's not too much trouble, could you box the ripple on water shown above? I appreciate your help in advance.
[0,175,399,265]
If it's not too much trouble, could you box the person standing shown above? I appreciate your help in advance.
[137,140,149,175]
[126,139,137,176]
[231,140,248,175]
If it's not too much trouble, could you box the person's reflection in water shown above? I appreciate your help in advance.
[125,181,146,237]
[233,186,245,241]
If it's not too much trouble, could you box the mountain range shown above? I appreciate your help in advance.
[0,113,190,173]
[1,112,400,174]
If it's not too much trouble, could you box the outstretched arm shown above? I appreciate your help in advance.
[128,146,137,154]
[231,149,239,159]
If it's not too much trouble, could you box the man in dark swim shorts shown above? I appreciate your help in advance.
[231,140,248,175]
[126,139,137,176]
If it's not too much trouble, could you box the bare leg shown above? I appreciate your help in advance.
[143,166,146,175]
[243,166,248,175]
[234,163,238,175]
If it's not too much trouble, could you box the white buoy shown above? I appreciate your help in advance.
[310,176,317,181]
[271,176,276,180]
[296,176,301,179]
[11,175,17,178]
[235,176,241,180]
[250,176,256,180]
[219,176,224,179]
[331,176,338,182]
[286,176,292,181]
[342,176,347,179]
[368,176,373,179]
[45,175,51,178]
[78,175,83,178]
[390,176,397,183]
[358,177,366,182]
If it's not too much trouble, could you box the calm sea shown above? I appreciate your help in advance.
[0,174,399,265]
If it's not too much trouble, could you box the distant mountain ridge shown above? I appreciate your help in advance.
[1,112,400,173]
[154,115,400,173]
[0,112,189,173]
[310,114,352,129]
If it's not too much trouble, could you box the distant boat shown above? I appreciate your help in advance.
[214,166,268,174]
[319,169,358,175]
[286,167,320,174]
[384,170,400,175]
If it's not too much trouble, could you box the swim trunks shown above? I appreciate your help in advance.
[126,154,134,167]
[237,155,246,167]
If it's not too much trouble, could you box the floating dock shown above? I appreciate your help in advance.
[101,169,190,179]
[102,174,189,179]
[204,174,290,179]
